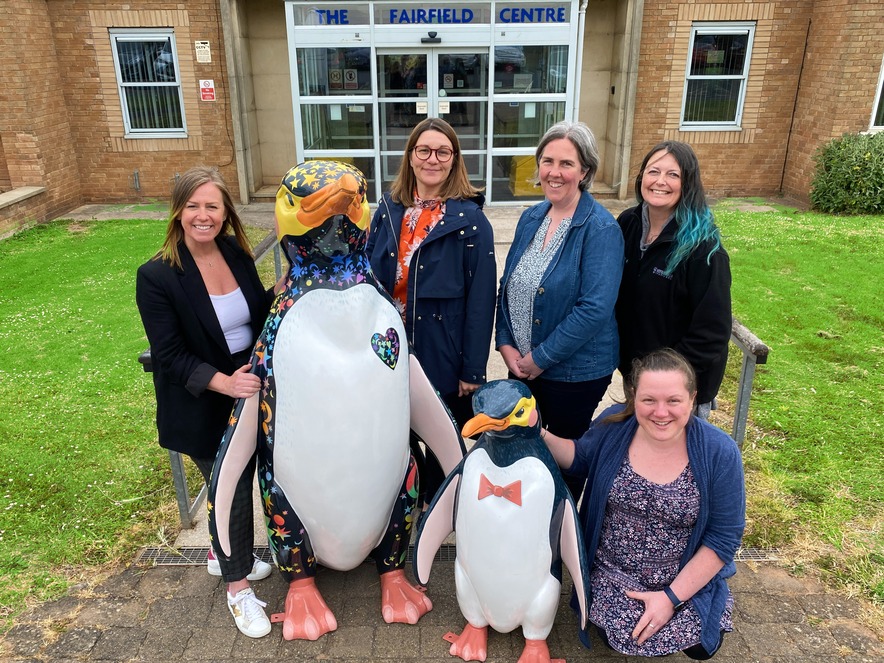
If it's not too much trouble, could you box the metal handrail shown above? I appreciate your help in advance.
[729,318,770,447]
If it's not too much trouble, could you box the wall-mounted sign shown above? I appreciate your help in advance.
[199,79,216,101]
[195,41,211,63]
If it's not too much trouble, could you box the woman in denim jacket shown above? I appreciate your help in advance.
[496,121,623,499]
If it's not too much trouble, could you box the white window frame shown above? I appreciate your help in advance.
[109,29,187,138]
[871,54,884,132]
[680,22,755,131]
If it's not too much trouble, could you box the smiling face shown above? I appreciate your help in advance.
[640,150,683,217]
[633,369,695,445]
[180,182,226,250]
[538,138,587,211]
[409,129,454,199]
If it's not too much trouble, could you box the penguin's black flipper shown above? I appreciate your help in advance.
[559,498,589,629]
[208,393,259,557]
[408,355,467,476]
[413,471,461,586]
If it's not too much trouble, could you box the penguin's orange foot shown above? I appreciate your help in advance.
[443,623,488,662]
[277,577,337,641]
[379,569,433,624]
[517,638,562,663]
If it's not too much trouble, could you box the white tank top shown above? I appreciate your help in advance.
[209,287,253,354]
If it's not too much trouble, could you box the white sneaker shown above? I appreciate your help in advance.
[227,588,272,638]
[208,551,273,581]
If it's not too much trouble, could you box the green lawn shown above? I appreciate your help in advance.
[0,205,880,632]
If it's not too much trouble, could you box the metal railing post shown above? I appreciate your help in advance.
[729,318,770,448]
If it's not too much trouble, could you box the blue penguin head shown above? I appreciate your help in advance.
[275,160,371,261]
[462,379,541,441]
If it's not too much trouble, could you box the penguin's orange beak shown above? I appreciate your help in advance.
[462,413,508,438]
[297,172,363,227]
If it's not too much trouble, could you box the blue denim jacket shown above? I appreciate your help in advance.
[496,191,624,382]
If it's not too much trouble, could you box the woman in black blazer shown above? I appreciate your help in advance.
[136,166,277,638]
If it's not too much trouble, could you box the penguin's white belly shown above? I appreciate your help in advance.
[454,451,558,633]
[272,285,410,570]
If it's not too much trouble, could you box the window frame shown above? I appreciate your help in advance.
[680,22,755,131]
[871,54,884,132]
[109,28,187,139]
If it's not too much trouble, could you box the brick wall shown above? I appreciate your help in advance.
[0,0,80,232]
[781,0,884,202]
[628,0,815,200]
[52,1,240,204]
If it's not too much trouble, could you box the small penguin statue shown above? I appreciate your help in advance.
[414,379,589,663]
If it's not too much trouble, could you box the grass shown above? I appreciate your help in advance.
[713,200,883,608]
[0,205,881,633]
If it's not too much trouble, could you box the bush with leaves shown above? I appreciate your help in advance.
[810,131,884,214]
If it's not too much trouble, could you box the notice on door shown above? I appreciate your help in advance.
[199,80,216,101]
[344,69,358,89]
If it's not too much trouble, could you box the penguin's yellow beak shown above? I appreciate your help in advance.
[275,171,369,239]
[461,396,536,437]
[462,413,508,438]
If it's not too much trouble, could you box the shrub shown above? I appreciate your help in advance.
[810,132,884,214]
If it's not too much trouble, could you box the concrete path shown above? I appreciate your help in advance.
[2,198,881,661]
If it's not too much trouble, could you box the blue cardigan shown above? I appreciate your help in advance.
[569,404,746,652]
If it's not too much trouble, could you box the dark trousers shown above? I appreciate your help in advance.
[193,455,257,583]
[511,373,613,502]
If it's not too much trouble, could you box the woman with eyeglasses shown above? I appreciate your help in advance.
[496,121,624,501]
[366,117,496,509]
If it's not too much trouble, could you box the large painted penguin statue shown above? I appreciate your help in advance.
[414,379,589,663]
[208,161,466,640]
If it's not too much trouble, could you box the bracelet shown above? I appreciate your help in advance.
[540,427,547,440]
[663,586,686,612]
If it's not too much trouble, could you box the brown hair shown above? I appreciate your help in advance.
[389,117,482,204]
[604,348,698,423]
[156,166,252,269]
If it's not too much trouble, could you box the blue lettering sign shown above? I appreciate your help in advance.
[389,8,474,24]
[316,9,349,25]
[498,6,567,23]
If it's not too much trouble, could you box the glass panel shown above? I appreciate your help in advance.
[442,101,486,149]
[298,48,372,96]
[124,86,183,130]
[292,3,370,26]
[378,54,428,98]
[301,103,374,150]
[683,79,740,123]
[492,101,565,148]
[494,3,570,25]
[375,2,492,25]
[116,38,175,84]
[438,53,488,97]
[491,155,543,203]
[690,33,749,76]
[494,45,568,94]
[304,157,376,198]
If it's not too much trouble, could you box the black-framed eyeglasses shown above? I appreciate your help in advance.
[412,146,455,162]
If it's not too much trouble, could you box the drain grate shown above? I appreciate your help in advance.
[137,544,775,566]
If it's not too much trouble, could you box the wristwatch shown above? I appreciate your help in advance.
[663,586,686,612]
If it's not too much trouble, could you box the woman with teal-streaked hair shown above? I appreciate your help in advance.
[615,141,732,419]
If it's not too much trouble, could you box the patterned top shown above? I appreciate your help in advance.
[589,456,733,656]
[392,194,445,318]
[506,214,572,356]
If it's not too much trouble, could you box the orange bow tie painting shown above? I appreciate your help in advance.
[477,474,522,506]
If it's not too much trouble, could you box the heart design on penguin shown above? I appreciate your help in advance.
[371,328,400,370]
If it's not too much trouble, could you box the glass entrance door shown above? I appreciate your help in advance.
[377,49,489,193]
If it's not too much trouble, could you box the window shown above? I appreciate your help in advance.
[681,23,754,129]
[872,57,884,131]
[110,30,186,137]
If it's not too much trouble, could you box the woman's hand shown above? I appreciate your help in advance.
[498,345,529,379]
[625,590,675,644]
[458,380,480,397]
[515,352,544,380]
[210,364,261,399]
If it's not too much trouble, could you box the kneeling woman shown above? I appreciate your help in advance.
[542,348,745,659]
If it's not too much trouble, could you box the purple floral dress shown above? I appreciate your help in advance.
[588,456,734,656]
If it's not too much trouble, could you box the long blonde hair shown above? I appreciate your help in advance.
[389,118,483,204]
[156,166,252,269]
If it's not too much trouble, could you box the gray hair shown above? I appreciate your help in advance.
[535,121,599,191]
